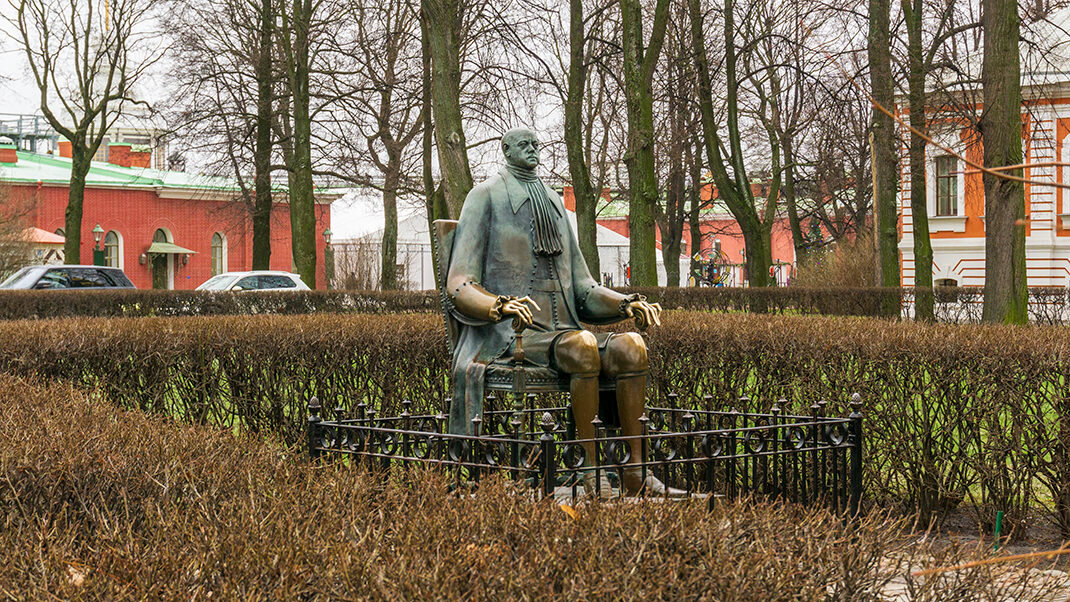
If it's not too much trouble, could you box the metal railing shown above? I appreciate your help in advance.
[307,394,864,515]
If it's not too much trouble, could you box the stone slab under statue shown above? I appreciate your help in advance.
[444,126,681,497]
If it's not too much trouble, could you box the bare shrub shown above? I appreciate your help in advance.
[1,374,1066,599]
[794,232,877,287]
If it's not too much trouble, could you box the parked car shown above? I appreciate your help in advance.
[0,265,136,290]
[195,271,311,292]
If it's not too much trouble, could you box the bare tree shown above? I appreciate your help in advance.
[689,0,778,288]
[329,0,424,290]
[620,0,670,286]
[869,0,900,302]
[8,0,159,263]
[165,0,281,269]
[980,0,1026,323]
[423,0,475,217]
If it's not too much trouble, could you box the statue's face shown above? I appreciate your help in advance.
[503,131,540,169]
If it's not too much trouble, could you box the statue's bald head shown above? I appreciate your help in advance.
[502,128,540,169]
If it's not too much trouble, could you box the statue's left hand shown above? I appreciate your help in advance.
[625,300,662,330]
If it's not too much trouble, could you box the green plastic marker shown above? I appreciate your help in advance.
[994,511,1004,551]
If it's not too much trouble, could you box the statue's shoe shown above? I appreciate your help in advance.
[582,470,615,499]
[621,467,688,497]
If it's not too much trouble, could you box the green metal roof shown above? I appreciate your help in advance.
[146,241,197,255]
[0,150,342,201]
[0,150,242,191]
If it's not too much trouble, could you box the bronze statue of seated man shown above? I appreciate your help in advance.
[445,127,678,497]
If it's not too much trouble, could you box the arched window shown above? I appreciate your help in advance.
[153,228,169,243]
[54,227,65,237]
[211,232,227,275]
[104,231,120,267]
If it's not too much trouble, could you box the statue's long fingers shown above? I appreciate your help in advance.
[641,306,656,328]
[649,305,662,327]
[518,295,542,312]
[512,304,532,325]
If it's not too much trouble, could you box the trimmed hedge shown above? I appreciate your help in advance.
[3,285,1070,324]
[0,286,907,320]
[2,375,1065,599]
[0,288,439,319]
[5,312,1070,535]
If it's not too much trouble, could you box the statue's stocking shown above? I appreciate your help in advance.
[570,373,611,497]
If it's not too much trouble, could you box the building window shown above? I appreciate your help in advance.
[211,232,226,275]
[104,231,120,267]
[935,278,958,287]
[54,227,65,237]
[935,155,958,216]
[153,228,169,243]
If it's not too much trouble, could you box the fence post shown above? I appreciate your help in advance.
[849,393,864,517]
[539,412,557,499]
[727,408,738,499]
[810,402,821,504]
[307,396,323,462]
[470,415,483,483]
[771,402,783,498]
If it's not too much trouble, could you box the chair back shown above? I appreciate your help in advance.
[432,219,460,354]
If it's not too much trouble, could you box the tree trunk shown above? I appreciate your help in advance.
[64,146,90,264]
[288,0,316,288]
[981,0,1027,324]
[620,0,669,287]
[423,0,472,218]
[905,0,934,320]
[381,168,400,290]
[688,153,704,283]
[661,165,684,287]
[868,0,902,309]
[782,138,805,259]
[420,8,444,289]
[252,0,274,271]
[566,0,599,277]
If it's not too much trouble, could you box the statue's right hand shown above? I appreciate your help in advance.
[499,296,541,330]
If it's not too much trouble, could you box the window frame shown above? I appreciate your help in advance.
[211,232,227,276]
[934,155,959,217]
[103,230,122,268]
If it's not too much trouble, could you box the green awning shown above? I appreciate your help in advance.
[146,241,197,255]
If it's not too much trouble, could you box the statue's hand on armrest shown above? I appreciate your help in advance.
[493,295,542,331]
[622,297,662,330]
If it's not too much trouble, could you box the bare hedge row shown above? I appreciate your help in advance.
[5,285,1070,323]
[0,288,439,320]
[3,312,1070,534]
[2,374,1065,600]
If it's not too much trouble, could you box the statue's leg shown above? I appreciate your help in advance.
[601,332,649,466]
[553,331,610,496]
[604,332,682,496]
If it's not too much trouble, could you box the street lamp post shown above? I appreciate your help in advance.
[92,224,105,266]
[322,228,334,290]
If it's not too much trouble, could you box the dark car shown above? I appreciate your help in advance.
[0,265,136,290]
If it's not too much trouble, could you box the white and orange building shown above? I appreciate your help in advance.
[899,78,1070,287]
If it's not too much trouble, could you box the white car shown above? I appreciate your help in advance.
[195,271,311,292]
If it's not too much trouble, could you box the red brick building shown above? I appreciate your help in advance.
[561,185,800,285]
[0,143,336,289]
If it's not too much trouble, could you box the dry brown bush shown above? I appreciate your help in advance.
[793,233,877,288]
[1,375,1066,600]
[4,312,1070,537]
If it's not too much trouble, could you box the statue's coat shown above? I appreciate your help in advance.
[445,168,628,434]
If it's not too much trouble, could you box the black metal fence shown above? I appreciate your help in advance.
[307,394,863,515]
